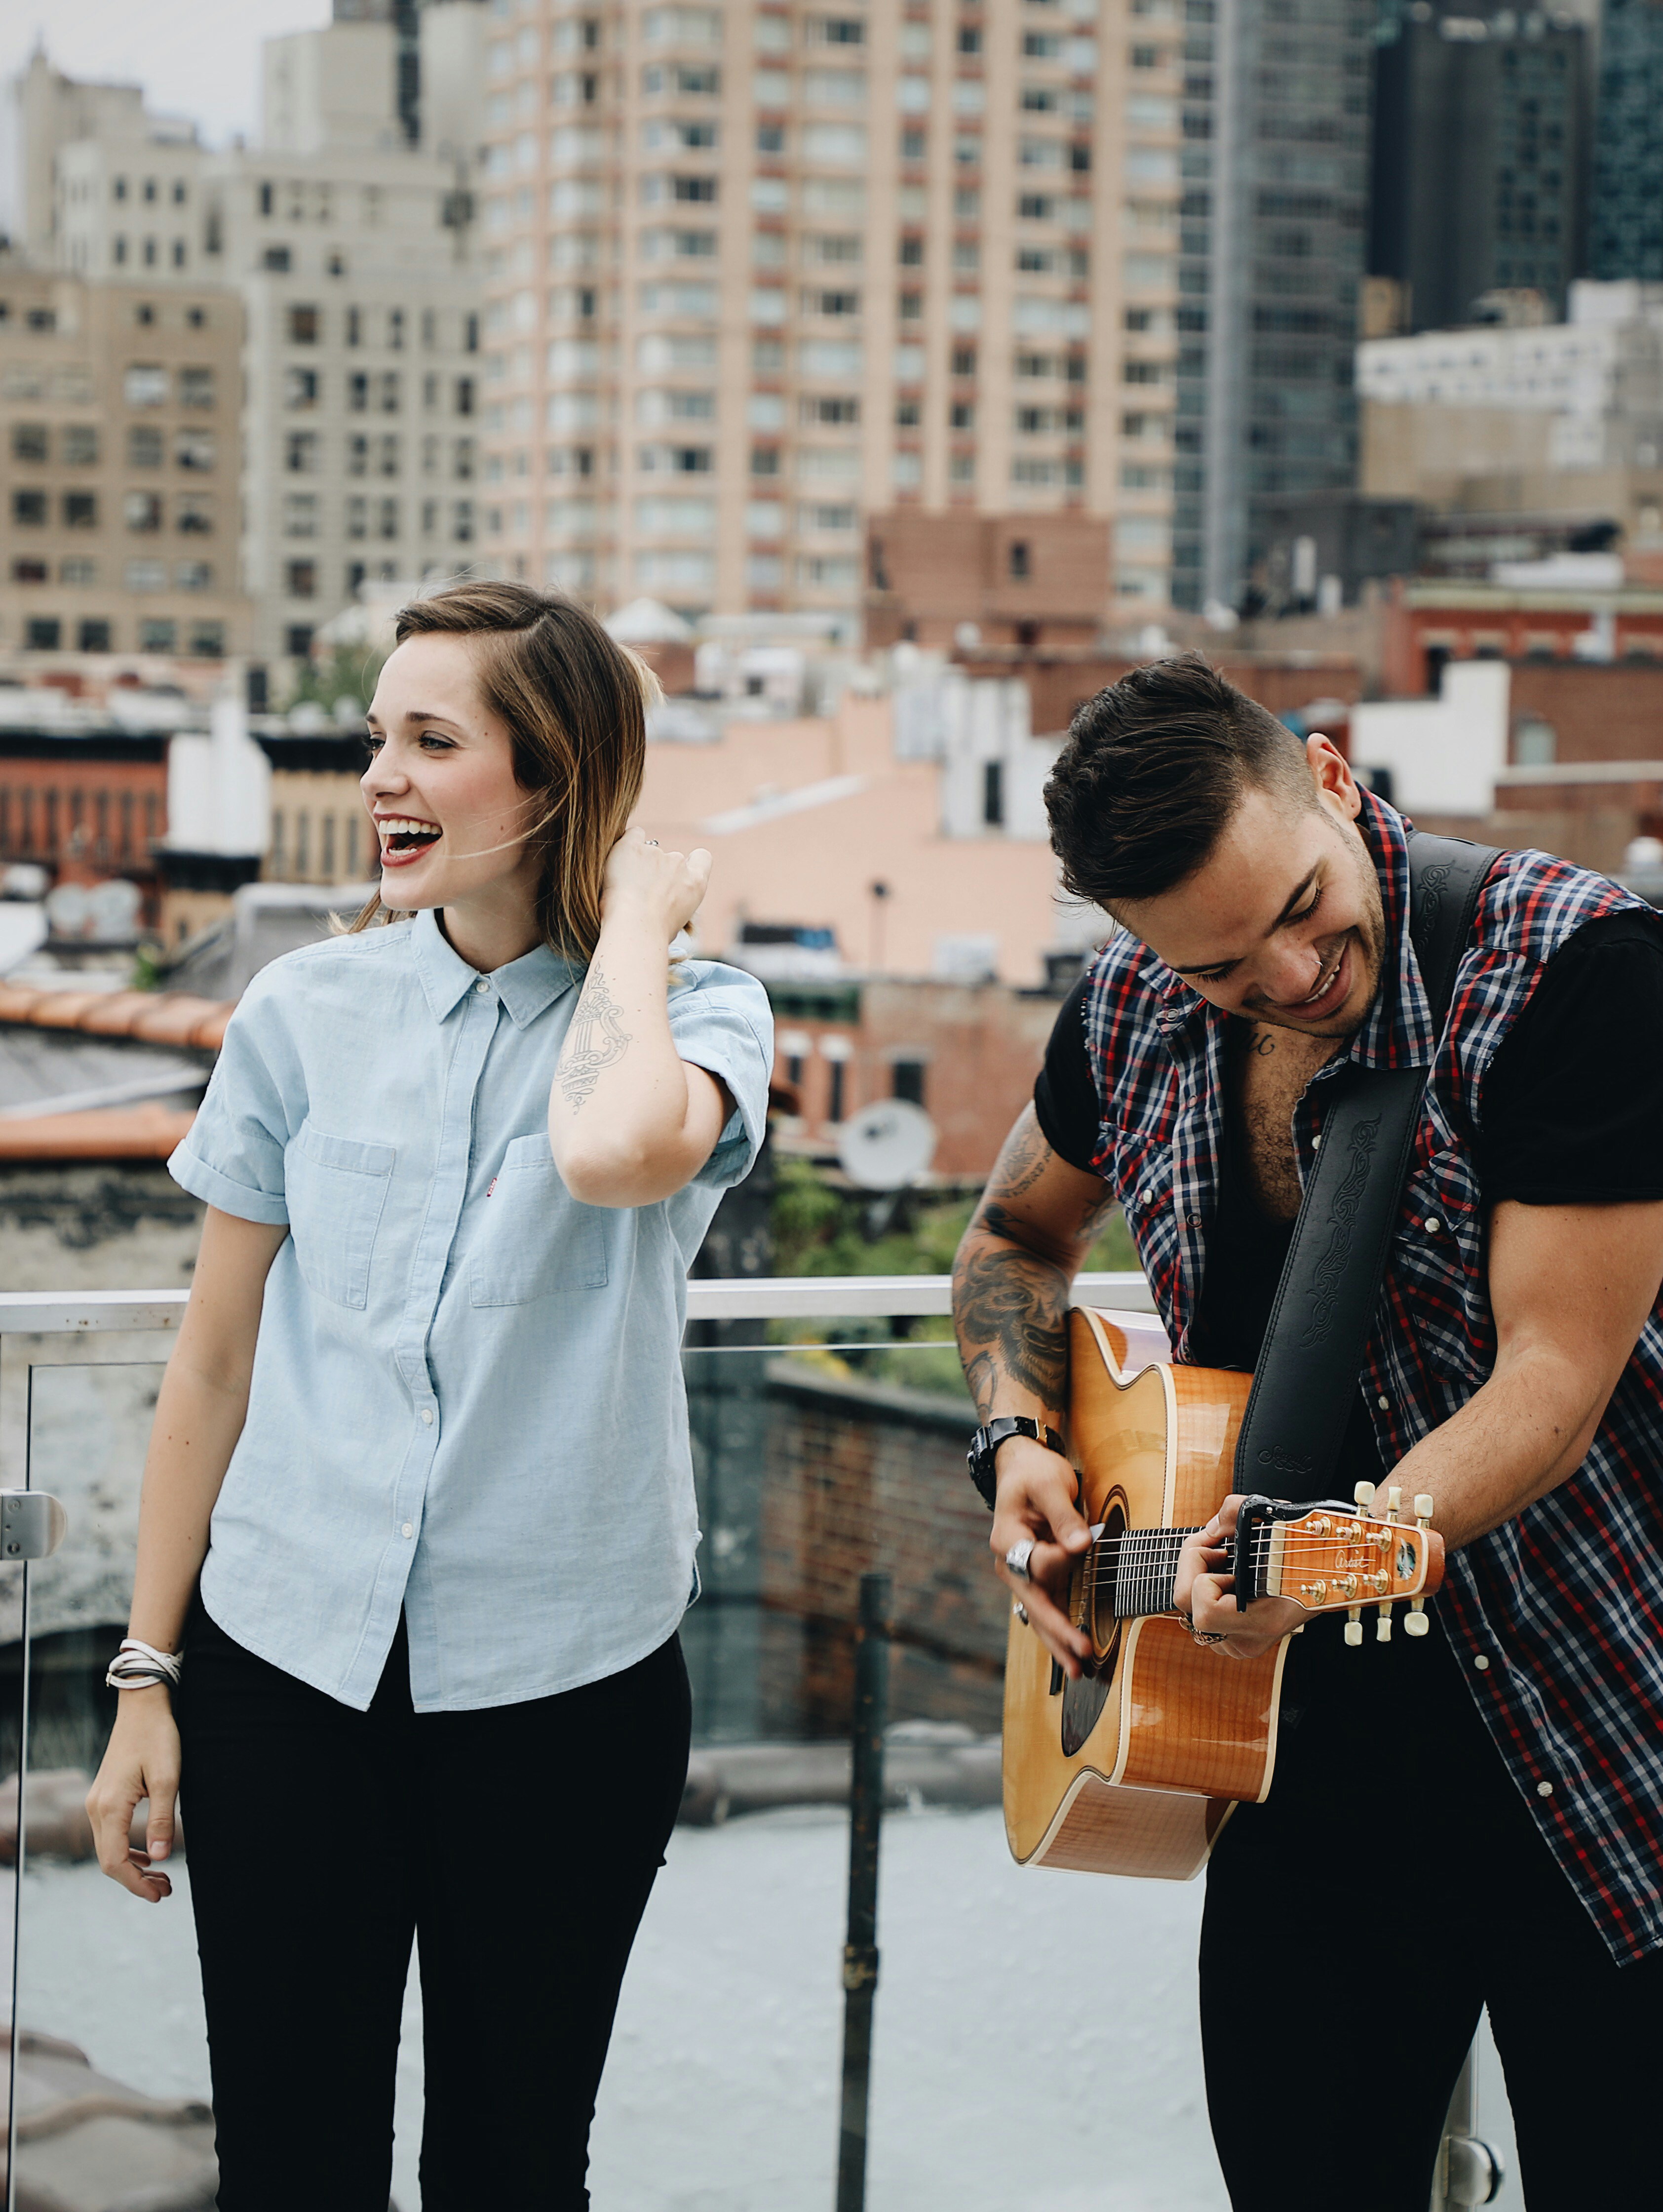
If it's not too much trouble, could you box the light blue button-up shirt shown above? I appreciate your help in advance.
[168,908,773,1712]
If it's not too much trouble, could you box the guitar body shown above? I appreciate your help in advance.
[1002,1307,1287,1882]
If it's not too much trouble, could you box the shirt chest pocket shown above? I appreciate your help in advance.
[285,1123,395,1311]
[469,1133,610,1307]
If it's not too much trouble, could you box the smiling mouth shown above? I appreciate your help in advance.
[378,816,442,863]
[1293,939,1348,1012]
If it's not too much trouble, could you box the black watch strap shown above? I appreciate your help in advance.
[967,1418,1067,1511]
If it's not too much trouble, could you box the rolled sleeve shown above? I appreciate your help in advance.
[667,961,773,1191]
[168,984,295,1225]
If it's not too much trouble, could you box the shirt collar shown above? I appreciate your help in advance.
[409,906,581,1029]
[1144,787,1434,1072]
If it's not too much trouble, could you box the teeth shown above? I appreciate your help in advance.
[380,818,440,839]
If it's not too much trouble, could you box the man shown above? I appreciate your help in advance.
[953,655,1663,2210]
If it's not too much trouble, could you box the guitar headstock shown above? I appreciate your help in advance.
[1233,1483,1445,1645]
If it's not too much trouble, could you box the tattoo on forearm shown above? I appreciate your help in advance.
[558,965,631,1109]
[952,1211,1070,1420]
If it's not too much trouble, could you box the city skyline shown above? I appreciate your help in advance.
[0,2,331,173]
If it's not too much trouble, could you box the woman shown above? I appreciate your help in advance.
[86,581,773,2208]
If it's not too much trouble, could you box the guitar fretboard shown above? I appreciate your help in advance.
[1109,1528,1201,1621]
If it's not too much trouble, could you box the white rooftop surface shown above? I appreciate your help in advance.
[6,1803,1518,2209]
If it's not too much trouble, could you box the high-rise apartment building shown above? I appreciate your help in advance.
[1370,4,1592,333]
[1589,0,1663,282]
[0,262,251,660]
[1176,0,1374,614]
[17,10,488,667]
[476,0,1202,618]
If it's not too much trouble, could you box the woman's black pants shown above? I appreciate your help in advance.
[175,1599,692,2211]
[1199,1612,1663,2211]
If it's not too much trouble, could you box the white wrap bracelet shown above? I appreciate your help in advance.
[105,1638,184,1692]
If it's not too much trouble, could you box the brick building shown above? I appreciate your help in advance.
[864,509,1112,651]
[0,727,168,924]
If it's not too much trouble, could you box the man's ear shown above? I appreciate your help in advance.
[1305,734,1361,822]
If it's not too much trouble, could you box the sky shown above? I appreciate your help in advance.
[3,0,333,150]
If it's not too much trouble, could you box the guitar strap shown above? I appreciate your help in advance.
[1230,831,1501,1499]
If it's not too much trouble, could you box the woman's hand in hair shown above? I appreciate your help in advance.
[604,827,712,945]
[87,1687,181,1903]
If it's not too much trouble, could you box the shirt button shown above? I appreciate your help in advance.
[1425,1216,1442,1234]
[1376,1394,1390,1411]
[1473,1655,1490,1672]
[475,979,491,994]
[420,1407,434,1425]
[1537,1780,1554,1797]
[1186,1212,1201,1227]
[401,1522,414,1539]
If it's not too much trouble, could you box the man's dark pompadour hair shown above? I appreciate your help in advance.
[1044,652,1313,907]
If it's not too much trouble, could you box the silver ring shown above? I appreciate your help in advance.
[645,838,659,846]
[1013,1601,1029,1626]
[1004,1539,1035,1583]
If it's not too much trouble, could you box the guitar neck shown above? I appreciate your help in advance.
[1107,1527,1200,1620]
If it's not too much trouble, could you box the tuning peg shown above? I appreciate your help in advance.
[1404,1597,1430,1637]
[1386,1486,1402,1520]
[1376,1602,1394,1642]
[1344,1605,1363,1647]
[1414,1494,1434,1528]
[1353,1480,1377,1511]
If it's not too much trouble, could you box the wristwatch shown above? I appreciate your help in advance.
[967,1418,1068,1511]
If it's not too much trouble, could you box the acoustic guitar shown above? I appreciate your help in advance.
[1002,1306,1446,1882]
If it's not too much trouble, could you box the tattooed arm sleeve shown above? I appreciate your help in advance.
[951,1103,1116,1422]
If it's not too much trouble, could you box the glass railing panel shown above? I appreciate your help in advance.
[8,1357,221,2210]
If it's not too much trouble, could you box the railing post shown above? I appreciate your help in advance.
[835,1570,890,2212]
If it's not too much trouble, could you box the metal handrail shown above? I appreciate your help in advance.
[0,1271,1155,1335]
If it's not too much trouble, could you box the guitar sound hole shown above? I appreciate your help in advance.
[1059,1495,1126,1757]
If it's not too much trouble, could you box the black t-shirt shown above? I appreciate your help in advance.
[1035,909,1663,1487]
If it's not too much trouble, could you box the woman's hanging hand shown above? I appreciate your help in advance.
[86,1687,181,1903]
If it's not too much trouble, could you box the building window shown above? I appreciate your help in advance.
[125,559,168,592]
[176,561,214,592]
[188,622,225,660]
[348,496,368,541]
[455,377,475,416]
[263,246,291,272]
[952,346,976,377]
[178,368,215,408]
[1009,539,1031,580]
[347,306,361,348]
[177,497,214,535]
[286,560,318,598]
[379,372,400,413]
[271,809,286,872]
[10,423,48,462]
[296,813,311,875]
[24,619,62,651]
[287,304,320,344]
[11,490,47,526]
[285,493,319,538]
[175,429,216,471]
[983,758,1005,827]
[285,626,315,658]
[114,237,128,265]
[129,426,165,467]
[78,618,112,652]
[891,1058,927,1106]
[322,816,337,878]
[284,367,320,409]
[827,1059,846,1124]
[124,363,169,407]
[120,790,134,859]
[285,432,319,474]
[11,560,48,584]
[124,492,164,533]
[63,425,99,464]
[63,492,98,528]
[187,306,205,329]
[138,618,177,651]
[388,309,404,351]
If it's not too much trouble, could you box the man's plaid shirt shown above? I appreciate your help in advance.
[1083,791,1663,1964]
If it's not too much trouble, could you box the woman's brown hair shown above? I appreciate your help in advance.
[348,579,660,963]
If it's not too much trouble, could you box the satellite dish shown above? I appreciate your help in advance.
[838,1099,937,1190]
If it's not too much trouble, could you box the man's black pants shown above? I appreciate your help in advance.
[175,1598,692,2211]
[1199,1610,1662,2211]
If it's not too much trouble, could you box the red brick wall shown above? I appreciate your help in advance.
[1508,660,1663,763]
[758,1368,1006,1737]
